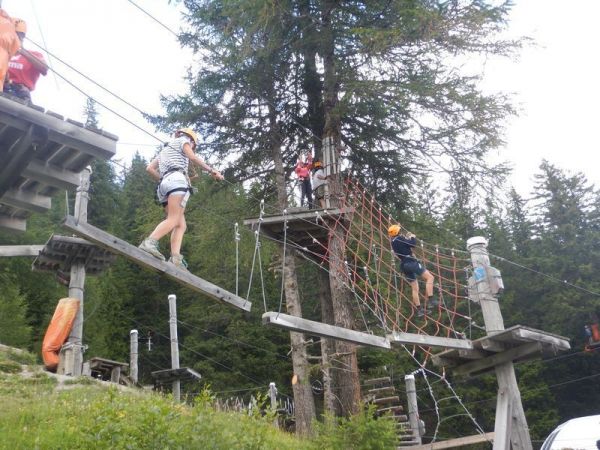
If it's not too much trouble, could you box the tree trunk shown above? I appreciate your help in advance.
[268,99,316,435]
[317,268,338,417]
[298,0,325,158]
[320,0,361,416]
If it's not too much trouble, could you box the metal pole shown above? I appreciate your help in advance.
[467,237,532,450]
[405,374,422,445]
[65,166,92,376]
[269,382,279,428]
[130,329,138,384]
[168,294,180,402]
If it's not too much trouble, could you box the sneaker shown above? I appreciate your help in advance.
[428,298,439,310]
[416,306,425,318]
[138,238,166,261]
[169,254,189,271]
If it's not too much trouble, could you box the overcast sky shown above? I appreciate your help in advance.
[3,0,599,197]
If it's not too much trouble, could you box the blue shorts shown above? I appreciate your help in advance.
[400,259,426,282]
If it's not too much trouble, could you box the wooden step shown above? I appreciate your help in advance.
[373,395,400,405]
[379,413,408,422]
[397,440,421,447]
[367,386,396,395]
[364,376,391,386]
[377,405,404,414]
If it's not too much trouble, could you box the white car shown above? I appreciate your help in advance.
[541,415,600,450]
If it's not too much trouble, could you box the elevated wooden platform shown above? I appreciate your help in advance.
[398,432,495,450]
[262,311,390,349]
[0,94,117,231]
[387,331,473,350]
[32,234,115,276]
[244,207,352,259]
[63,215,251,312]
[431,325,570,377]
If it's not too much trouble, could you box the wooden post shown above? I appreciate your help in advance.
[467,237,532,450]
[65,166,92,376]
[168,294,181,403]
[269,382,279,428]
[130,329,138,384]
[405,374,422,445]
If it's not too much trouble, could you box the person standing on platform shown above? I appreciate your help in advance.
[6,19,48,103]
[388,224,436,317]
[0,9,20,92]
[311,160,328,209]
[295,153,313,208]
[139,128,223,270]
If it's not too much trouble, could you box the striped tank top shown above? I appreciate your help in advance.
[158,136,190,176]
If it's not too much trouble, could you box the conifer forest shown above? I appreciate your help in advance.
[1,0,600,445]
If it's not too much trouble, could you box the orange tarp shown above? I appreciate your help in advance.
[42,297,80,372]
[0,9,20,91]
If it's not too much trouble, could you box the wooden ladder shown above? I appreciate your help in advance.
[363,377,420,447]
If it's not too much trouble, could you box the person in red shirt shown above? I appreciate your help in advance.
[6,19,47,104]
[295,152,313,208]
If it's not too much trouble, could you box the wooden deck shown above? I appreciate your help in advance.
[0,94,117,231]
[243,207,352,260]
[63,215,251,312]
[32,234,115,276]
[431,325,570,376]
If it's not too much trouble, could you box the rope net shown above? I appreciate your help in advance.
[316,177,474,363]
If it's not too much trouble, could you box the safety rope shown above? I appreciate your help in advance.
[234,223,240,296]
[276,210,288,317]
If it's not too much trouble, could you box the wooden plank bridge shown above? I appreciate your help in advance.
[63,215,251,312]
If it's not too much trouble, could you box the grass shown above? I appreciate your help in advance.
[0,345,397,449]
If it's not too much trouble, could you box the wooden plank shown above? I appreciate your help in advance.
[262,311,391,349]
[453,342,542,377]
[62,215,251,312]
[0,215,26,231]
[388,331,474,350]
[0,96,117,159]
[244,207,352,227]
[458,348,488,360]
[511,327,571,351]
[23,159,81,189]
[2,188,51,213]
[0,245,44,257]
[398,432,495,450]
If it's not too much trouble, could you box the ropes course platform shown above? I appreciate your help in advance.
[244,207,353,259]
[63,215,251,312]
[431,325,570,377]
[32,234,115,276]
[0,94,117,231]
[262,311,391,349]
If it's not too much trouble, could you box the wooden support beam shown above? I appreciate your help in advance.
[0,215,26,231]
[387,331,474,350]
[0,245,44,257]
[62,215,251,312]
[398,432,495,450]
[22,159,80,190]
[0,97,116,160]
[452,342,542,377]
[262,311,391,349]
[510,327,571,351]
[243,207,352,227]
[0,124,36,197]
[2,188,51,213]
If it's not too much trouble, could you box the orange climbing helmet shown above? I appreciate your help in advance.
[14,18,27,34]
[313,160,323,168]
[388,224,401,237]
[176,128,198,146]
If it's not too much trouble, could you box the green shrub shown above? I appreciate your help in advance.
[314,404,398,450]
